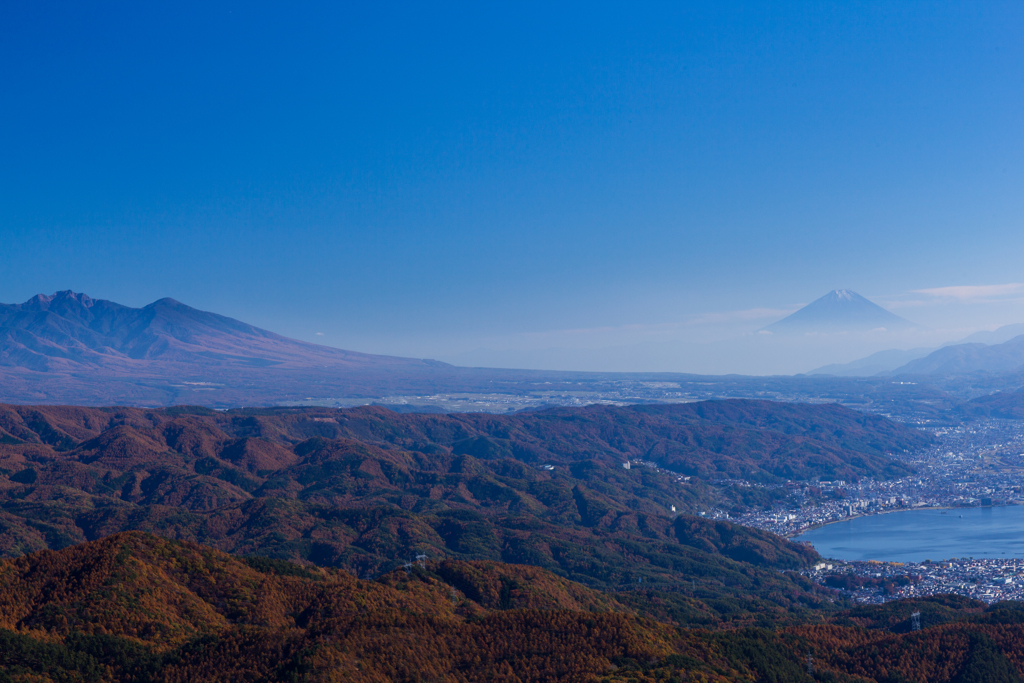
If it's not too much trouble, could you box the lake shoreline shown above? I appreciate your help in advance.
[786,504,972,539]
[792,503,1024,563]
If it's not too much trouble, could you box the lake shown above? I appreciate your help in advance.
[794,505,1024,563]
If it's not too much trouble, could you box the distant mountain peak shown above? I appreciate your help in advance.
[891,333,1024,376]
[0,292,449,402]
[762,290,916,334]
[23,290,95,310]
[147,297,187,308]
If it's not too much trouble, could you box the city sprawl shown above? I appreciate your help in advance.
[699,419,1024,604]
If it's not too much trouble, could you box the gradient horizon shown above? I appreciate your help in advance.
[3,2,1022,373]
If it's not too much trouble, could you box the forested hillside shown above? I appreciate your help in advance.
[1,401,1019,682]
[3,401,902,624]
[3,534,1024,682]
[0,532,682,682]
[0,399,925,484]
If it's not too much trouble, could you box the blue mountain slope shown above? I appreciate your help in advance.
[892,335,1024,376]
[807,347,935,376]
[0,291,443,372]
[762,290,916,334]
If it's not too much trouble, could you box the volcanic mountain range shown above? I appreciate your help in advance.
[6,290,1024,407]
[0,291,478,405]
[0,290,440,372]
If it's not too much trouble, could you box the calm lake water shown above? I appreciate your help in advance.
[794,506,1024,562]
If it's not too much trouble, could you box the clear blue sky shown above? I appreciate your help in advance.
[2,2,1023,372]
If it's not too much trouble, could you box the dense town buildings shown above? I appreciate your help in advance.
[701,419,1024,603]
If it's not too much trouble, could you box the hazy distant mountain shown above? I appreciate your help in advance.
[807,322,1024,377]
[0,290,441,372]
[892,334,1024,376]
[761,290,916,334]
[951,323,1024,346]
[807,347,935,377]
[0,291,463,405]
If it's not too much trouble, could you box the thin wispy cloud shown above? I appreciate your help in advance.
[452,307,806,357]
[504,307,799,341]
[687,307,799,326]
[913,283,1024,300]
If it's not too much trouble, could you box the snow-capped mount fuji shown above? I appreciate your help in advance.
[762,290,916,334]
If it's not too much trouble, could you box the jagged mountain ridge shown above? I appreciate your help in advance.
[0,290,441,372]
[0,291,498,405]
[763,289,916,334]
[3,291,741,407]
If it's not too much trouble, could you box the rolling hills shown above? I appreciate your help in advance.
[0,399,931,625]
[2,400,1017,683]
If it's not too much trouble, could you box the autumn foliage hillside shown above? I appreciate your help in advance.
[0,400,910,624]
[5,535,1024,682]
[0,399,928,481]
[0,532,723,682]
